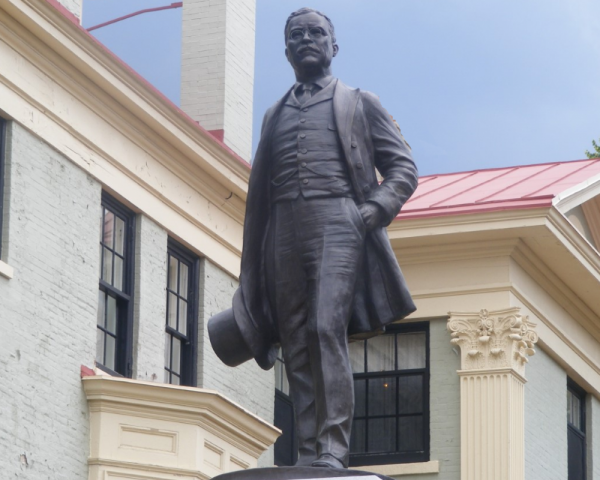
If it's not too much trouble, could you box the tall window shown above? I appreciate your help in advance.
[348,323,430,466]
[96,193,135,376]
[164,238,199,386]
[0,119,6,259]
[568,379,587,480]
[272,323,429,467]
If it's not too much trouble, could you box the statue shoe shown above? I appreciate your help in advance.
[311,454,345,469]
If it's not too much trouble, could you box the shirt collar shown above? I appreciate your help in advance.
[293,75,334,92]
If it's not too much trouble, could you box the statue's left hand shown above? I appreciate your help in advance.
[357,201,384,231]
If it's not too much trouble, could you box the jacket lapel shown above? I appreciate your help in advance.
[333,80,363,201]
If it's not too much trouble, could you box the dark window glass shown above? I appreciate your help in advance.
[349,324,430,466]
[273,323,430,467]
[0,119,6,259]
[96,193,135,377]
[164,238,199,386]
[274,348,298,466]
[568,379,586,480]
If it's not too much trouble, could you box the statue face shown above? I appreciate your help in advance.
[285,12,338,77]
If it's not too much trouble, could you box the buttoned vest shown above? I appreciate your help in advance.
[270,81,353,202]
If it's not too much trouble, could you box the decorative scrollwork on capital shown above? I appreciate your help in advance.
[447,307,538,375]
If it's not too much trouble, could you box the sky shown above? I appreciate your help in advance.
[82,0,600,176]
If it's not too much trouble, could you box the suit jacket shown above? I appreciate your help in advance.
[232,79,419,370]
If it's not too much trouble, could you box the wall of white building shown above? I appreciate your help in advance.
[0,123,99,478]
[198,258,275,466]
[0,120,275,474]
[525,347,568,480]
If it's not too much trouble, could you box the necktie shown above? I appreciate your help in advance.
[297,83,314,104]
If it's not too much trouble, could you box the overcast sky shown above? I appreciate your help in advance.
[82,0,600,176]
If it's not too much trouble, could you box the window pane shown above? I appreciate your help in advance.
[168,255,178,290]
[103,210,114,248]
[96,328,105,364]
[113,256,123,290]
[350,419,366,454]
[106,295,117,334]
[398,416,423,452]
[179,263,189,299]
[178,299,188,335]
[105,335,116,371]
[398,375,423,414]
[397,332,426,370]
[367,418,396,453]
[349,341,364,373]
[171,375,180,386]
[167,292,177,329]
[97,290,105,327]
[275,359,283,391]
[368,377,396,416]
[114,216,125,255]
[172,338,181,374]
[354,378,366,417]
[164,369,170,383]
[102,248,113,284]
[165,333,171,369]
[367,335,394,372]
[568,390,581,430]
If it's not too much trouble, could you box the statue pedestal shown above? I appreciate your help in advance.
[212,467,392,480]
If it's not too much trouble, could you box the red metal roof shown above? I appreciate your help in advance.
[398,159,600,220]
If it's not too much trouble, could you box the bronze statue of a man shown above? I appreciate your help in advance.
[209,7,418,470]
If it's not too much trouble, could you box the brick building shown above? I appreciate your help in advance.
[1,1,599,480]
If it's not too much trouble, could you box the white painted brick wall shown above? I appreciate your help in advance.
[133,215,168,381]
[0,123,100,478]
[181,0,255,160]
[56,0,82,20]
[525,348,568,480]
[198,258,275,466]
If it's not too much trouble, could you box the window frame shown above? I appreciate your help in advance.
[567,378,587,480]
[96,192,136,377]
[0,118,6,259]
[164,237,199,387]
[349,322,430,467]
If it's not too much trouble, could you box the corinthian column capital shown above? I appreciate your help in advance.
[447,307,538,376]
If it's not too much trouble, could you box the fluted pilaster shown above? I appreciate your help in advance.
[447,308,538,480]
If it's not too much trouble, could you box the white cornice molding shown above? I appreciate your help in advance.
[82,376,280,456]
[447,308,538,376]
[546,207,600,280]
[389,207,549,241]
[553,171,600,213]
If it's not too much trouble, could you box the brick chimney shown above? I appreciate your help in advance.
[56,0,82,20]
[181,0,256,161]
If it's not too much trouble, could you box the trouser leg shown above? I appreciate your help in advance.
[266,202,317,465]
[299,197,366,467]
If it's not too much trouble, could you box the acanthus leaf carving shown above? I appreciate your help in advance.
[447,307,538,375]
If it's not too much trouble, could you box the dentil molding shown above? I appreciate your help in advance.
[447,307,538,376]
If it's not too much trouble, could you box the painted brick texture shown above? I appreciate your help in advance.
[525,348,568,480]
[56,0,82,19]
[198,258,275,466]
[0,123,100,479]
[181,0,255,160]
[132,215,168,382]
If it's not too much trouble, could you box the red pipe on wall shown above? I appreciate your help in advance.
[87,2,183,32]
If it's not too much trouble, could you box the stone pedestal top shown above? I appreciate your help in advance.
[212,467,392,480]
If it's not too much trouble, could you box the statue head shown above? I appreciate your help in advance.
[284,8,338,81]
